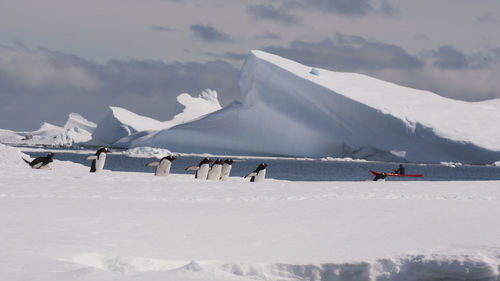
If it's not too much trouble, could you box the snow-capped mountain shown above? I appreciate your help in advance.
[147,50,500,164]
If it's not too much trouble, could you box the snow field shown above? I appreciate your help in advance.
[1,145,500,280]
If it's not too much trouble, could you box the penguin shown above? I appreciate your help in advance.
[220,159,234,181]
[185,157,213,179]
[86,147,112,173]
[22,152,55,170]
[207,159,223,180]
[373,173,387,181]
[145,155,177,176]
[245,163,269,182]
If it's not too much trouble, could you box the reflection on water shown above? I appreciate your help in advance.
[25,151,500,181]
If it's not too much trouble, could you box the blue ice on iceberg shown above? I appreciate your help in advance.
[310,68,320,76]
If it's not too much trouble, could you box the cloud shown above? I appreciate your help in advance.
[0,44,241,130]
[190,23,233,43]
[255,32,281,40]
[263,34,422,71]
[285,0,396,16]
[223,52,248,61]
[260,35,500,102]
[432,45,469,69]
[476,12,497,24]
[151,25,172,32]
[248,4,299,24]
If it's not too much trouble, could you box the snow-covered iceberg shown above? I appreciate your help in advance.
[90,89,221,146]
[0,113,96,147]
[149,50,500,164]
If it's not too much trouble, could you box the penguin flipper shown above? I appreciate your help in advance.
[185,166,199,171]
[85,155,98,161]
[145,161,160,167]
[22,158,32,166]
[244,172,257,178]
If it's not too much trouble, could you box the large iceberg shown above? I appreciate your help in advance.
[90,89,222,146]
[149,50,500,164]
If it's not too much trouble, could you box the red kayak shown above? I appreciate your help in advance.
[370,170,423,177]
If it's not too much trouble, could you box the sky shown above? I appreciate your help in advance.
[1,0,500,130]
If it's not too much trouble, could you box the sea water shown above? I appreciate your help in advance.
[24,150,500,181]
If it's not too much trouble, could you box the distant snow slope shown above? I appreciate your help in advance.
[2,144,500,281]
[0,113,96,147]
[90,89,221,146]
[150,50,500,164]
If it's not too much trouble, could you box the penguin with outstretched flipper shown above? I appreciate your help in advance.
[185,157,213,179]
[245,163,269,182]
[23,152,56,170]
[145,155,177,176]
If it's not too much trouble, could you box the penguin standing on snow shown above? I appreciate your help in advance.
[23,152,56,170]
[185,157,213,179]
[245,163,269,182]
[145,155,177,176]
[220,159,234,181]
[207,159,223,180]
[86,147,112,173]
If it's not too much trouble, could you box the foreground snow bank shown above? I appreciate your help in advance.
[150,50,500,164]
[1,144,500,281]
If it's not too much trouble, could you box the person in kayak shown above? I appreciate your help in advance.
[393,164,405,175]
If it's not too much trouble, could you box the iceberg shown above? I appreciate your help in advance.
[149,50,500,164]
[90,89,222,146]
[0,113,96,147]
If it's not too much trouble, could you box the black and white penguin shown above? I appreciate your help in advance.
[86,147,112,173]
[23,152,56,169]
[220,159,234,181]
[185,157,213,179]
[245,163,269,182]
[207,159,223,180]
[145,155,177,176]
[373,173,387,181]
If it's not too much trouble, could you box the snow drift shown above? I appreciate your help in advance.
[90,89,221,146]
[149,50,500,164]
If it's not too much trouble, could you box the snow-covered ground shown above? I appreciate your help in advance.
[1,144,500,280]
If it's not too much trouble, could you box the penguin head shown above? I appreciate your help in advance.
[199,157,212,165]
[47,152,56,158]
[224,159,234,165]
[96,147,112,155]
[259,163,269,170]
[213,159,223,165]
[164,155,177,162]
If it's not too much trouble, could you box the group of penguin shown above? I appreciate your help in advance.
[22,147,269,182]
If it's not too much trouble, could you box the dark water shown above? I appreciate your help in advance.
[24,151,500,181]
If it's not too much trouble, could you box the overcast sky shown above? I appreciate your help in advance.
[1,0,500,130]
